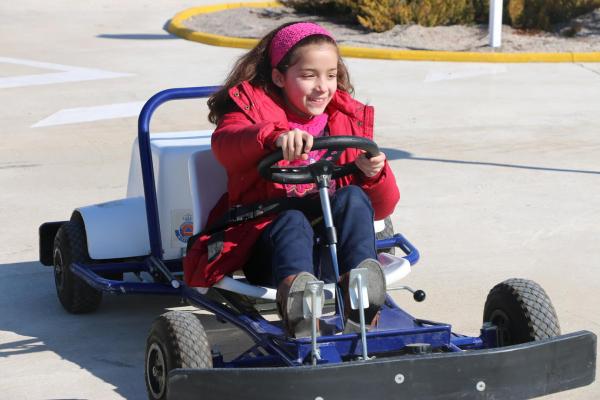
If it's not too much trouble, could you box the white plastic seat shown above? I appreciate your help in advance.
[188,148,281,298]
[188,149,227,235]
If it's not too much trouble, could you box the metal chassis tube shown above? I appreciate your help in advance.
[67,233,418,297]
[68,232,448,366]
[138,86,220,259]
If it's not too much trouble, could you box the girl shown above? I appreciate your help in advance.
[184,22,400,336]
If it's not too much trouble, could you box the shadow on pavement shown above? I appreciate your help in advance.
[97,34,177,40]
[0,261,250,399]
[382,147,600,175]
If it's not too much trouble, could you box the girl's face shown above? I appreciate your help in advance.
[272,43,338,118]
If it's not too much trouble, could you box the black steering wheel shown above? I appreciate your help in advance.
[258,136,380,184]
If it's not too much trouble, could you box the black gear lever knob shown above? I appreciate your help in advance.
[389,285,426,302]
[413,290,426,302]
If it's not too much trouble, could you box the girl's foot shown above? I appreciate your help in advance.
[340,258,386,329]
[276,272,320,337]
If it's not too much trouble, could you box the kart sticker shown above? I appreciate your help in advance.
[172,209,194,246]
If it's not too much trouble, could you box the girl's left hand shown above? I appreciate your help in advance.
[355,151,386,178]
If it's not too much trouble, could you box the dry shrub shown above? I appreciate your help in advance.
[282,0,477,32]
[411,0,476,27]
[282,0,600,32]
[356,0,398,32]
[282,0,353,16]
[507,0,600,30]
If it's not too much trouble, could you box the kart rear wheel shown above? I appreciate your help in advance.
[483,278,561,346]
[145,311,212,400]
[53,214,102,313]
[376,216,395,255]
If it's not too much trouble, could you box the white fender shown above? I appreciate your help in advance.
[77,197,151,260]
[378,252,412,285]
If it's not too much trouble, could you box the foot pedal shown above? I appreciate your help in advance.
[348,268,370,310]
[349,268,371,360]
[303,281,324,365]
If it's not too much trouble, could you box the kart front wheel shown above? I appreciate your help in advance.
[483,278,561,346]
[145,311,212,400]
[53,214,102,313]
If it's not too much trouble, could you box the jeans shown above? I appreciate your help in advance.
[243,185,377,287]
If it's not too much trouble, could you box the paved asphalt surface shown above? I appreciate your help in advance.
[1,1,599,399]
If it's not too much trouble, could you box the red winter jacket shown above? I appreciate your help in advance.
[184,81,400,287]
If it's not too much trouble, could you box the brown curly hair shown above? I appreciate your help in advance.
[207,22,353,124]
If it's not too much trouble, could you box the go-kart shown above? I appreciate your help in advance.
[38,87,596,400]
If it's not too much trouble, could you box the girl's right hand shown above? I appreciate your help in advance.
[275,129,313,161]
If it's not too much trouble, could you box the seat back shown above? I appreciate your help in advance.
[188,149,227,235]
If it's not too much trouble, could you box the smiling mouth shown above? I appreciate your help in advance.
[308,97,327,104]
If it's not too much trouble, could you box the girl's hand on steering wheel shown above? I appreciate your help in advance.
[355,151,386,178]
[276,129,314,161]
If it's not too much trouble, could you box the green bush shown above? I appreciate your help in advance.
[282,0,600,32]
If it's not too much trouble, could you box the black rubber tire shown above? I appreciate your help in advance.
[145,311,213,400]
[53,214,102,313]
[483,278,561,346]
[376,216,395,255]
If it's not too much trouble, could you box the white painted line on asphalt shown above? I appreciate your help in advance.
[0,57,133,89]
[424,65,507,83]
[32,102,145,128]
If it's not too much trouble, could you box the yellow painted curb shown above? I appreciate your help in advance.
[168,2,282,50]
[167,2,600,63]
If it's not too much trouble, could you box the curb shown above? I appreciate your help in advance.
[167,2,600,63]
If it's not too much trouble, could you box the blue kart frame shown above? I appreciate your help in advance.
[39,87,596,399]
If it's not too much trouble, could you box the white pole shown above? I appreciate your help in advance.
[489,0,503,48]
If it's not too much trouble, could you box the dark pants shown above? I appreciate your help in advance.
[243,185,377,287]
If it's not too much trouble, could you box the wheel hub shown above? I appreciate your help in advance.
[53,248,64,291]
[146,342,167,399]
[489,309,512,346]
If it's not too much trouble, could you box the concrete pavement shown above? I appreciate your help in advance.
[1,1,598,398]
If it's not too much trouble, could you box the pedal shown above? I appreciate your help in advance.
[349,268,371,360]
[303,281,324,365]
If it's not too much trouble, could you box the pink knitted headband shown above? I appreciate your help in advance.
[269,22,335,68]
